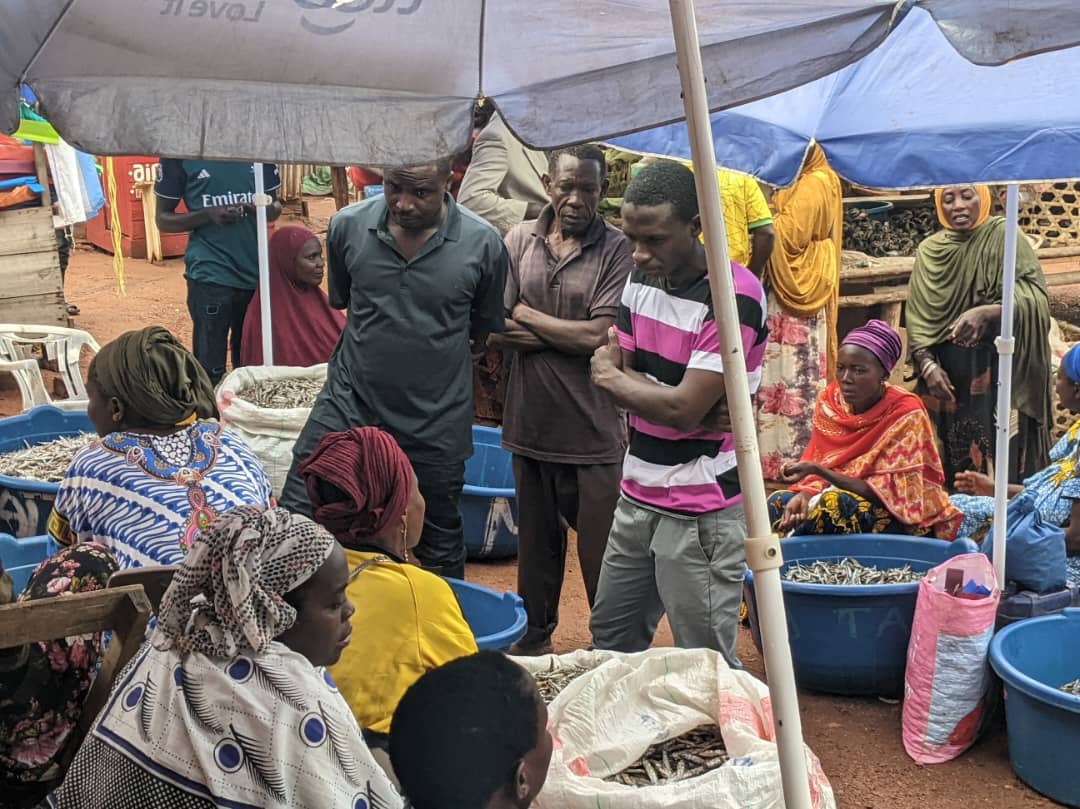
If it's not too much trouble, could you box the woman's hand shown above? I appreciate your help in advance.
[924,365,957,405]
[950,305,1001,348]
[779,492,810,531]
[780,461,820,485]
[954,470,995,496]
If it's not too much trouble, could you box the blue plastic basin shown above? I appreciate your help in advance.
[744,534,977,696]
[0,406,94,538]
[462,426,519,560]
[848,199,895,221]
[0,533,59,594]
[989,608,1080,807]
[447,577,527,650]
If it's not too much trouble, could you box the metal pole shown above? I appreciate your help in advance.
[667,2,812,807]
[253,162,274,366]
[990,184,1020,586]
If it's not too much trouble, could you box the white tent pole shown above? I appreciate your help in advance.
[667,2,811,807]
[253,162,274,366]
[991,184,1020,585]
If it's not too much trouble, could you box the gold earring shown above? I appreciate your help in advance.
[400,521,409,563]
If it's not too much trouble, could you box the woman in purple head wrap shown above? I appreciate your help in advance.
[767,320,962,539]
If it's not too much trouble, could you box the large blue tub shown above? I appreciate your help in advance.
[463,426,518,560]
[0,406,93,538]
[0,533,60,594]
[990,608,1080,807]
[448,578,527,650]
[744,534,977,696]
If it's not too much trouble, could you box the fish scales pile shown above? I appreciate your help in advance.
[533,663,591,704]
[0,434,97,482]
[1060,679,1080,696]
[783,557,924,585]
[239,378,323,409]
[605,725,729,787]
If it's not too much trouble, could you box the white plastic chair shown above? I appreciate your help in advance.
[0,357,51,411]
[0,324,100,401]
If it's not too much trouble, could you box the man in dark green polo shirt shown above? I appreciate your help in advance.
[280,160,507,580]
[156,160,282,384]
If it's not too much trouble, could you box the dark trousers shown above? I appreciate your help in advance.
[280,407,468,580]
[186,278,254,385]
[512,455,622,645]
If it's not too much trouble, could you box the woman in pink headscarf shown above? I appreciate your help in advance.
[768,320,962,539]
[240,226,345,367]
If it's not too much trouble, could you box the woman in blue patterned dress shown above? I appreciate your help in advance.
[44,506,403,809]
[47,327,273,568]
[951,343,1080,585]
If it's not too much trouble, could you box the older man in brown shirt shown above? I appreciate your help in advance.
[492,144,633,654]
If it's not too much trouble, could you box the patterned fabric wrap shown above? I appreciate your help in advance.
[1,543,117,791]
[153,506,335,659]
[46,642,402,809]
[953,417,1080,539]
[48,422,274,569]
[757,296,828,479]
[768,489,932,536]
[793,382,963,539]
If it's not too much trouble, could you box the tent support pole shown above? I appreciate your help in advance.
[254,162,274,366]
[991,184,1020,586]
[667,2,812,807]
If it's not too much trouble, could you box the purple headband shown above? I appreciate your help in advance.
[841,319,903,373]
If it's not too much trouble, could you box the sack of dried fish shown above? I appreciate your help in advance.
[216,365,328,497]
[534,647,836,809]
[782,557,924,585]
[0,433,97,483]
[512,649,621,705]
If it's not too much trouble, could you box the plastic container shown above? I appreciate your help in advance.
[0,533,59,594]
[0,406,94,538]
[744,534,978,696]
[989,608,1080,807]
[848,199,895,221]
[462,425,519,560]
[996,585,1078,630]
[447,578,527,651]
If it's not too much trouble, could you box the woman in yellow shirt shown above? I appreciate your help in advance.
[297,426,478,751]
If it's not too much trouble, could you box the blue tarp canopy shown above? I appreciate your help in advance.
[610,8,1080,189]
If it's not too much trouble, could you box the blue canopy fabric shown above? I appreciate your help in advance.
[3,0,1080,165]
[610,8,1080,189]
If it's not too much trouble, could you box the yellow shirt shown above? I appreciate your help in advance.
[331,549,478,734]
[683,163,773,266]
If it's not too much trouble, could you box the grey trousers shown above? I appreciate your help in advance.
[589,496,746,667]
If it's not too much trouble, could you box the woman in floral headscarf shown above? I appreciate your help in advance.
[45,506,403,809]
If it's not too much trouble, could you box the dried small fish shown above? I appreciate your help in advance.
[533,663,591,704]
[604,725,728,787]
[0,434,97,483]
[238,378,323,409]
[1060,678,1080,696]
[783,557,924,585]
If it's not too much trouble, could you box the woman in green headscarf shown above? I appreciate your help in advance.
[47,326,273,569]
[907,185,1051,486]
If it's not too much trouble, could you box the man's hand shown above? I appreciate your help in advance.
[590,327,624,387]
[698,398,732,433]
[780,461,820,485]
[511,303,536,326]
[954,470,995,496]
[950,305,1000,348]
[205,205,245,226]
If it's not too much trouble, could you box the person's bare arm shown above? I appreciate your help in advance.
[748,224,775,277]
[591,330,725,432]
[512,304,613,356]
[488,319,546,352]
[156,195,241,232]
[781,461,877,502]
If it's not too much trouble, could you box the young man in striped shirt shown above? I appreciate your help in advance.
[588,160,768,664]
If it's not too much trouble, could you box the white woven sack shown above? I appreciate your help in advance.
[216,364,326,497]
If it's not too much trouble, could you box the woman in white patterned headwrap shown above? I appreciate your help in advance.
[45,506,403,809]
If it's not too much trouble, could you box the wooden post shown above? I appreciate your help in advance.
[331,166,349,211]
[32,143,53,210]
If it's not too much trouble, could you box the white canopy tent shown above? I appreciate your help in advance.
[7,2,1080,805]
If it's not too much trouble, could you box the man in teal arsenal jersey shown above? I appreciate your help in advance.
[156,160,282,384]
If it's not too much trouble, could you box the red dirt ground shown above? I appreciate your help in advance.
[0,196,1060,808]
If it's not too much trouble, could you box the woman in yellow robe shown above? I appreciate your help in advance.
[756,144,843,482]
